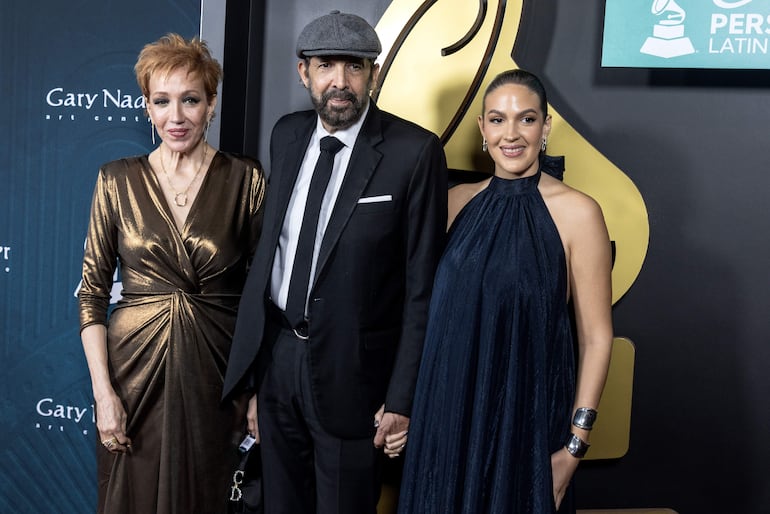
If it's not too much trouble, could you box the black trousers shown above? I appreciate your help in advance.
[257,323,382,514]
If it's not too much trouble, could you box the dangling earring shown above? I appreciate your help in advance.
[482,138,488,152]
[151,121,156,146]
[541,138,547,152]
[204,118,211,143]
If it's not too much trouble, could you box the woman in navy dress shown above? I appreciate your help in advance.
[397,70,613,513]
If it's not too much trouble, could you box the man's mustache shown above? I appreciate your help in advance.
[322,90,357,106]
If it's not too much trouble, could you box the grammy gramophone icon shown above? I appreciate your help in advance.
[640,0,696,58]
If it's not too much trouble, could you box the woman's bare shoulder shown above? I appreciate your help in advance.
[448,178,491,228]
[541,174,601,216]
[540,173,608,252]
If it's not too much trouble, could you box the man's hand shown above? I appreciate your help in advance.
[373,404,409,458]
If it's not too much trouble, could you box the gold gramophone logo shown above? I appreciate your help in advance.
[640,0,697,58]
[375,0,649,304]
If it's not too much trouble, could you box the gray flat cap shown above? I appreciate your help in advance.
[296,10,382,59]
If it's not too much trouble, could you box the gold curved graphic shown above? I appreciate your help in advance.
[375,0,649,304]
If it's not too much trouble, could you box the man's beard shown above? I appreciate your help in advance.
[311,88,368,130]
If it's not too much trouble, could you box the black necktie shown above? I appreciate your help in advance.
[284,136,345,327]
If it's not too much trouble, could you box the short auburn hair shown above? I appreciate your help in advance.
[134,33,222,100]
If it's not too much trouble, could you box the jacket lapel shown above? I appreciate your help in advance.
[268,121,315,253]
[314,105,384,284]
[256,117,315,288]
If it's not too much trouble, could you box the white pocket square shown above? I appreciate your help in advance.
[357,195,392,204]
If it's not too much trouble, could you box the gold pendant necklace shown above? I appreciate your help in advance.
[159,144,208,207]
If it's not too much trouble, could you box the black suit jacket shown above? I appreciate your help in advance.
[223,103,447,438]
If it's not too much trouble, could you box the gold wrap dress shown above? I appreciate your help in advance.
[79,152,265,513]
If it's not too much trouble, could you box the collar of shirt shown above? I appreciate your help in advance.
[269,101,371,310]
[311,100,370,151]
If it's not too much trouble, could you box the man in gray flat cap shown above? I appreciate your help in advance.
[223,9,448,514]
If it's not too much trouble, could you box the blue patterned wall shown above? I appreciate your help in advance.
[0,2,200,511]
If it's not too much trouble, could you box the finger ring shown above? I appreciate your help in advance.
[102,437,118,449]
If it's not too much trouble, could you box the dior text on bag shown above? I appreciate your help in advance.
[228,433,263,514]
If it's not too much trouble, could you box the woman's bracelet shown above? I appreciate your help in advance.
[572,407,598,431]
[565,432,590,458]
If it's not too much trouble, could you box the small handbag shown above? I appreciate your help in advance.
[228,435,263,514]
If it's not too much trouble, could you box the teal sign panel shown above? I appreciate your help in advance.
[0,1,200,512]
[602,0,770,69]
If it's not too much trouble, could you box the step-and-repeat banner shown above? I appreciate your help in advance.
[603,0,770,69]
[0,2,199,511]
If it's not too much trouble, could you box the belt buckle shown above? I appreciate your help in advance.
[292,324,309,341]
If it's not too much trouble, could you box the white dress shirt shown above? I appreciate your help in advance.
[270,103,370,312]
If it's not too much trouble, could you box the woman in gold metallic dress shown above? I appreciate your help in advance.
[78,34,265,513]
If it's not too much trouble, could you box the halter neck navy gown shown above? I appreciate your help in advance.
[398,166,576,514]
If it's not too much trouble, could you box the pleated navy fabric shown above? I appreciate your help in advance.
[399,170,576,514]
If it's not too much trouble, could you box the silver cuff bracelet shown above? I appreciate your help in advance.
[572,407,598,430]
[565,432,590,458]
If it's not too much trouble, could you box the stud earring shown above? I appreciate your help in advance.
[482,139,488,152]
[541,138,547,152]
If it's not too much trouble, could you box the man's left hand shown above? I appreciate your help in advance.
[373,405,409,459]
